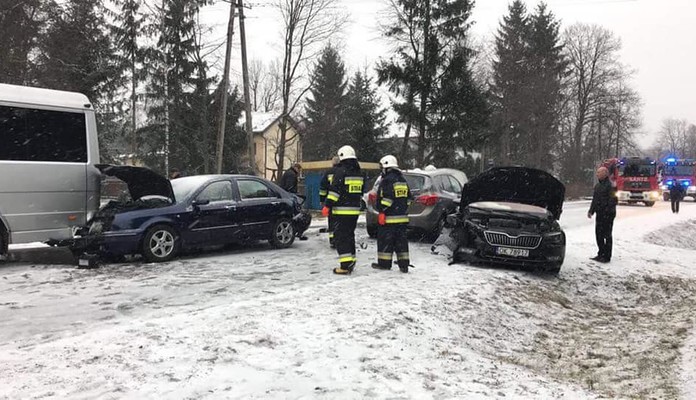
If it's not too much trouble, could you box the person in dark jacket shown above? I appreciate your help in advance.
[280,163,302,193]
[372,155,412,273]
[588,166,618,263]
[169,168,182,180]
[319,156,340,248]
[669,181,685,214]
[323,145,364,275]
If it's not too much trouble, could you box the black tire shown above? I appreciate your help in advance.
[366,224,378,238]
[142,224,179,263]
[645,201,655,207]
[0,224,8,262]
[545,262,562,275]
[269,218,295,249]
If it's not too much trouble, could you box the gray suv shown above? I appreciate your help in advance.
[365,167,467,241]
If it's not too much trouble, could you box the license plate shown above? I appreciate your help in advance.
[496,247,529,258]
[78,259,90,267]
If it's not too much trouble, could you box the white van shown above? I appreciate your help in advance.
[0,84,101,259]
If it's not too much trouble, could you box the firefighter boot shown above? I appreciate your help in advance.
[333,262,354,275]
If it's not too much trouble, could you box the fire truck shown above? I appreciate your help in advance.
[660,158,696,201]
[601,157,660,207]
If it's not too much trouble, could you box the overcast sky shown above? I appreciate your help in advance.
[200,0,696,149]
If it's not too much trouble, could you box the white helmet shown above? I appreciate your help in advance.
[337,145,357,160]
[380,155,399,169]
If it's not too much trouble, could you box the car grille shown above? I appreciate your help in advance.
[484,231,542,249]
[622,181,650,190]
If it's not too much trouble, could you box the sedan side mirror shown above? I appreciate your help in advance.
[192,199,210,207]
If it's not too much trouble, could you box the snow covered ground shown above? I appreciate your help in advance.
[2,200,696,399]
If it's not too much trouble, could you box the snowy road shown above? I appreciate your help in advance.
[2,200,696,398]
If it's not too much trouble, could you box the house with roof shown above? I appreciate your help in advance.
[239,112,303,181]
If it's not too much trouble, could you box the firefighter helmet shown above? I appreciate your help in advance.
[338,145,357,160]
[379,155,399,169]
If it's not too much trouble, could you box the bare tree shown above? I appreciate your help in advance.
[260,59,282,112]
[249,58,264,111]
[658,118,690,155]
[561,23,624,182]
[272,0,346,180]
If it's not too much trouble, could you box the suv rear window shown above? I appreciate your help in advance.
[372,173,427,194]
[403,174,426,193]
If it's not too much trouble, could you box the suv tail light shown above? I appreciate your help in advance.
[368,191,377,205]
[416,194,439,206]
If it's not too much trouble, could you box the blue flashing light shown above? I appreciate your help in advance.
[683,180,691,187]
[666,180,674,186]
[666,157,676,164]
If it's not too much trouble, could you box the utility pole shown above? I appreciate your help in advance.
[161,0,170,176]
[238,0,255,175]
[216,0,237,174]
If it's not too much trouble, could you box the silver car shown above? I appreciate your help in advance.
[365,167,468,241]
[0,84,101,259]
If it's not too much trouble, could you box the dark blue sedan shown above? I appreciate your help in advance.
[58,165,310,263]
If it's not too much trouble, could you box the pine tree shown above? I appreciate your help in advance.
[304,44,348,161]
[0,0,46,85]
[430,45,490,167]
[490,0,531,166]
[343,72,388,163]
[377,0,478,166]
[143,0,208,173]
[526,3,566,170]
[36,0,119,102]
[111,0,146,155]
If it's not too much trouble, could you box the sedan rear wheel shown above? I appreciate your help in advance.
[270,219,295,249]
[142,224,179,263]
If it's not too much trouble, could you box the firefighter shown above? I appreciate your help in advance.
[669,181,685,214]
[319,156,340,248]
[372,155,412,273]
[322,146,364,275]
[588,166,617,263]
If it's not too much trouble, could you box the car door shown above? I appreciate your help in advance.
[188,180,239,245]
[234,178,285,240]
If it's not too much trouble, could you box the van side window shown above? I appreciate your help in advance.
[0,105,87,163]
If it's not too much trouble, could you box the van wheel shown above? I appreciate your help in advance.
[142,224,179,263]
[269,219,295,249]
[0,225,8,262]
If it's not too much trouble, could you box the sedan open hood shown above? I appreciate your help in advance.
[97,164,175,202]
[461,167,565,220]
